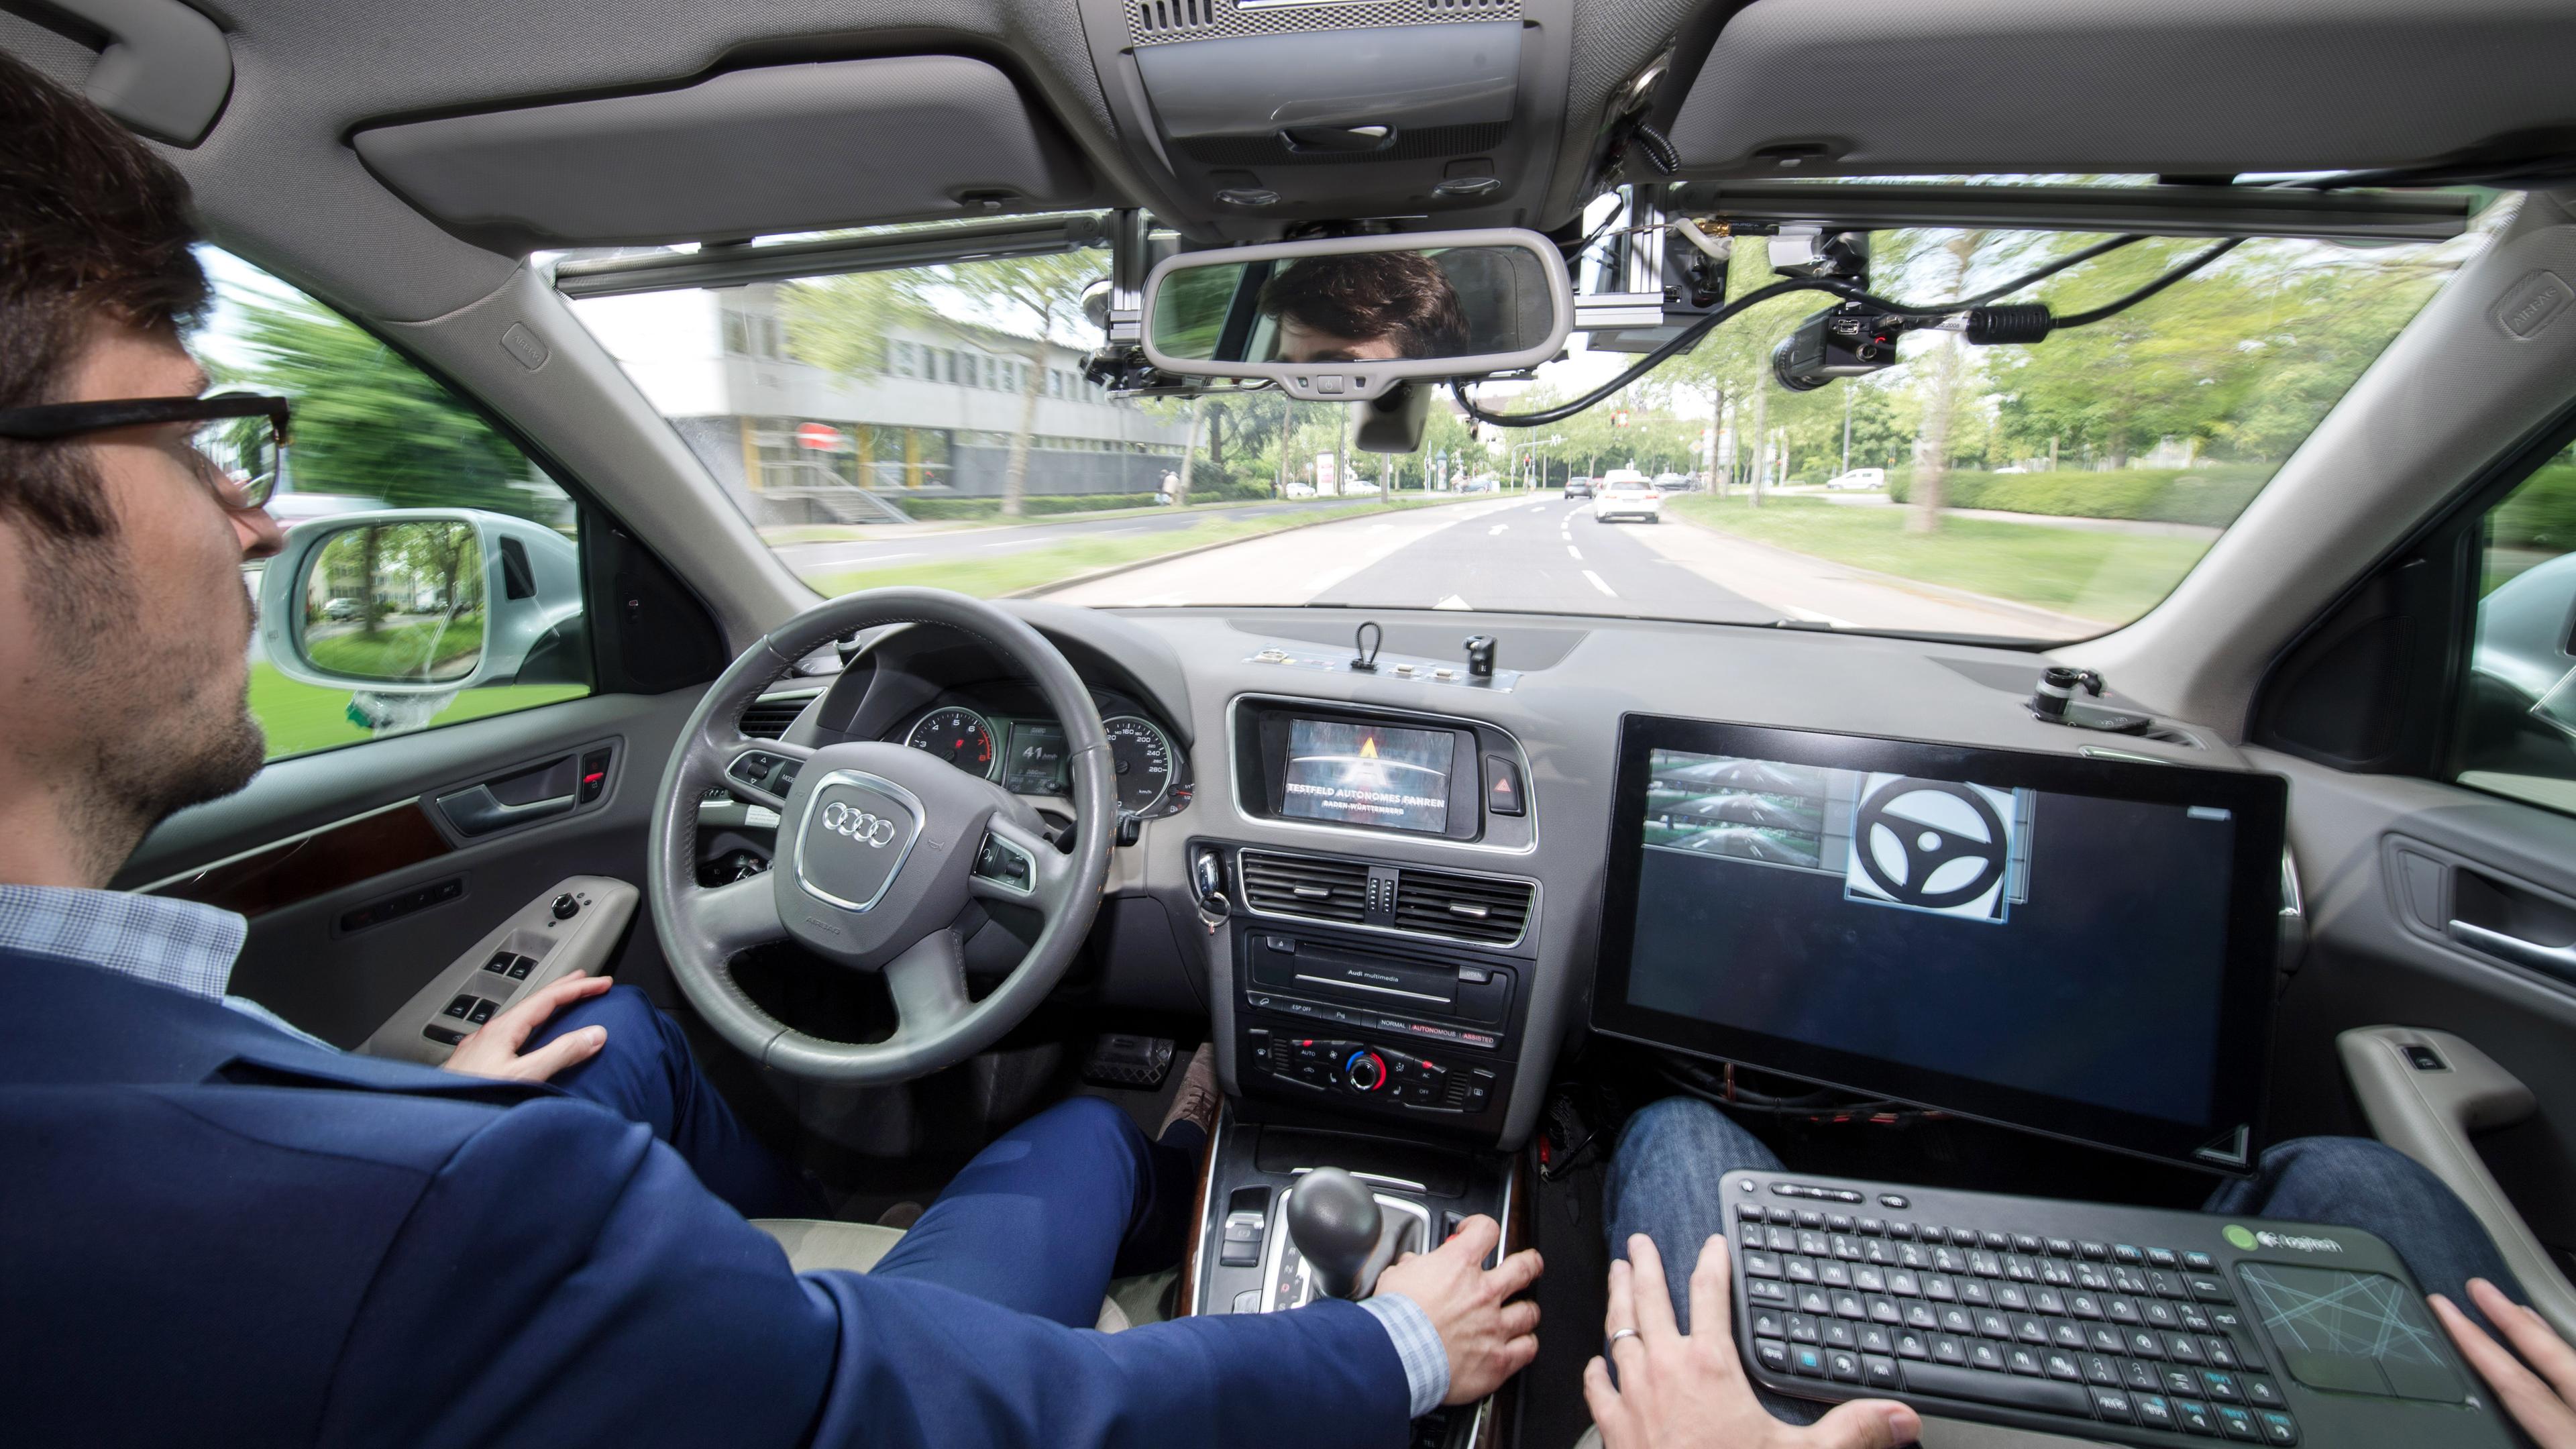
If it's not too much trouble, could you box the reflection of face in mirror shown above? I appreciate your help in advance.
[1260,252,1470,363]
[302,522,486,684]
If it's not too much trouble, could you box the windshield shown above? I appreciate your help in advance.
[565,205,2505,642]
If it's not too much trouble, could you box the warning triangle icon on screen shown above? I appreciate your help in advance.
[2194,1124,2251,1169]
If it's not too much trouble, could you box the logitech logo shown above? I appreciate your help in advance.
[820,800,900,847]
[2225,1224,2343,1254]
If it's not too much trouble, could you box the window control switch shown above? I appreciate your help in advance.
[465,998,497,1025]
[482,952,517,975]
[441,994,476,1019]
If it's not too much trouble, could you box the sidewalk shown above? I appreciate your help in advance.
[1811,492,2223,541]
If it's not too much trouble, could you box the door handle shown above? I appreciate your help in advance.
[435,783,576,837]
[2447,918,2576,980]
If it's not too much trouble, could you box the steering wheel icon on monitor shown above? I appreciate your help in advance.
[1852,777,2009,912]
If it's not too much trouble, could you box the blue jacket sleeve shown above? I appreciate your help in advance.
[320,1098,1414,1449]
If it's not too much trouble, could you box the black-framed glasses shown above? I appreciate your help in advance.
[0,392,292,508]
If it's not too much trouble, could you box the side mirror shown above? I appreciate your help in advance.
[1138,228,1572,402]
[257,508,582,695]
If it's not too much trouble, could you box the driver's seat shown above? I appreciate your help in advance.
[750,1219,1140,1332]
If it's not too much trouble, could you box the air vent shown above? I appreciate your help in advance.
[739,695,812,740]
[1240,850,1369,925]
[1393,868,1533,946]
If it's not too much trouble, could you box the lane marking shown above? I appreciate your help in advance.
[1582,570,1617,598]
[1566,545,1583,560]
[851,551,923,564]
[1435,594,1473,610]
[980,539,1028,549]
[1488,524,1510,535]
[1782,604,1855,628]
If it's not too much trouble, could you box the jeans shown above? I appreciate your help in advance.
[1602,1095,2531,1425]
[531,986,1196,1328]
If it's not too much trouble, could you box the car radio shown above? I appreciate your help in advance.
[1230,922,1524,1131]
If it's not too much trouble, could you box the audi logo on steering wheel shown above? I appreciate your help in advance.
[819,800,900,847]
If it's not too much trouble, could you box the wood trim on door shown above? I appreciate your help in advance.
[140,800,452,918]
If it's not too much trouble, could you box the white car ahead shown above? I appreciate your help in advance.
[1591,473,1664,523]
[1826,468,1887,490]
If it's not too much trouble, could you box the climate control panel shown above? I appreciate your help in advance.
[1248,1029,1496,1114]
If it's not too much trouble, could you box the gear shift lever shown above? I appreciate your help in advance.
[1287,1167,1383,1299]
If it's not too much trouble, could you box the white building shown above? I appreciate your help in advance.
[571,282,1189,525]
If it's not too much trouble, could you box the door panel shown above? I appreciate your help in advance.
[2256,746,2576,1285]
[113,689,703,1048]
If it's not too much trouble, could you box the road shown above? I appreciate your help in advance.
[1051,492,2098,639]
[770,495,1401,577]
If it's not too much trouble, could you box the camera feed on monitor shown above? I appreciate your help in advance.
[1629,748,2245,1130]
[1281,718,1455,833]
[1150,246,1553,365]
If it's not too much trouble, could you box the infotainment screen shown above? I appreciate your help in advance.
[1591,716,2288,1172]
[1279,718,1457,833]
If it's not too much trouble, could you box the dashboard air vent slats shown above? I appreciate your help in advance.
[739,696,811,741]
[1240,851,1368,925]
[1393,869,1533,946]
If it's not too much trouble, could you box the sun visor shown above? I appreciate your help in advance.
[352,56,1099,253]
[1664,0,2576,179]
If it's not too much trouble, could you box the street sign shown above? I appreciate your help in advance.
[794,422,848,451]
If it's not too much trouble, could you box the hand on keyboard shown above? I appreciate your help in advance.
[1585,1233,1921,1449]
[2432,1278,2576,1449]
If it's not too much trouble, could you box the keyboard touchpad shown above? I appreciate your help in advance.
[2238,1264,2464,1403]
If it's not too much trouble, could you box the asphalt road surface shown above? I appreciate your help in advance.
[1051,492,2088,639]
[771,495,1393,578]
[1312,496,1777,621]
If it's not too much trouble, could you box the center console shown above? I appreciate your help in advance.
[1212,697,1543,1142]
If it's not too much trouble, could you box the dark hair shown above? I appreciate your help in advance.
[0,48,208,544]
[1258,252,1468,360]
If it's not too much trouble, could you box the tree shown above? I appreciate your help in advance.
[227,294,548,520]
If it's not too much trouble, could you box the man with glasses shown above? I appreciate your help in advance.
[0,47,1552,1449]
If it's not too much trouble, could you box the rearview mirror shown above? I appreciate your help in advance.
[257,508,584,696]
[1139,229,1571,401]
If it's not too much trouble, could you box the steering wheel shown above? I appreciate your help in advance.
[647,588,1114,1084]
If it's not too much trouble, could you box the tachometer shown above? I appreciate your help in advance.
[904,706,998,778]
[1102,715,1175,815]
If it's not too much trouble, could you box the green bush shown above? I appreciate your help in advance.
[2495,466,2576,551]
[1884,465,2273,528]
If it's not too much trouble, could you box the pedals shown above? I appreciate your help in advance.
[1080,1033,1176,1089]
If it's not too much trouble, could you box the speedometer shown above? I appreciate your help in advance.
[904,706,998,778]
[1102,715,1175,815]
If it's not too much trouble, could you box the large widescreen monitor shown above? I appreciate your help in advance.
[1591,716,2289,1172]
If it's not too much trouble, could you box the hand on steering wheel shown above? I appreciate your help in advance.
[647,589,1116,1085]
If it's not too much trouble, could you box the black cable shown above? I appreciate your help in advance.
[2047,236,2243,329]
[1460,232,2241,428]
[1454,276,1847,429]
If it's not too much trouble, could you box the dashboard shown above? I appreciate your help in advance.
[748,601,2241,1155]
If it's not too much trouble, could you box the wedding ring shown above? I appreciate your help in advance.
[1608,1328,1642,1348]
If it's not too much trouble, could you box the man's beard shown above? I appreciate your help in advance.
[30,530,266,882]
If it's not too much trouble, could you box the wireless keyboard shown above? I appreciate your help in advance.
[1721,1169,2514,1447]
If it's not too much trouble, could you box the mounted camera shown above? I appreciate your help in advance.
[1772,301,1909,392]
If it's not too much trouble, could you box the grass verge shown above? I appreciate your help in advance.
[797,496,1472,598]
[1668,494,2213,624]
[250,662,588,760]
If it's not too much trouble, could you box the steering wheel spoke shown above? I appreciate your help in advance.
[720,737,816,812]
[689,872,788,956]
[969,813,1077,917]
[883,928,971,1038]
